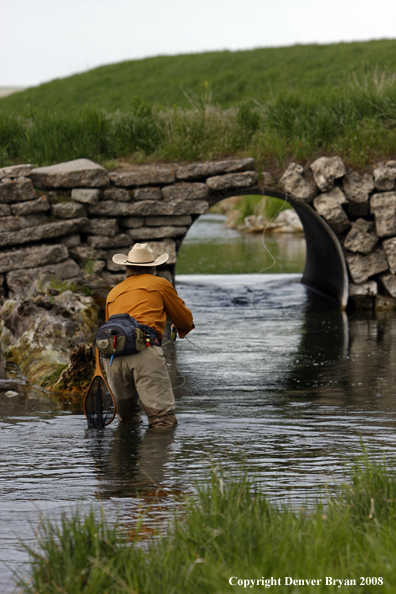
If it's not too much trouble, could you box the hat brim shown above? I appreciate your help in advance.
[112,253,169,266]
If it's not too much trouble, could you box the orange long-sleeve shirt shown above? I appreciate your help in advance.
[105,274,194,340]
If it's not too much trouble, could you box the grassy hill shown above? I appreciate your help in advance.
[1,39,396,169]
[2,39,396,113]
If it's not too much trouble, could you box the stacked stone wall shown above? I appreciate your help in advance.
[1,155,396,310]
[0,158,257,300]
[280,156,396,309]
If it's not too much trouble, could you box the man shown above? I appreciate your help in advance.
[102,243,194,428]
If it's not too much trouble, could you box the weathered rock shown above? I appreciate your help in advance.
[10,195,50,215]
[105,250,126,272]
[86,234,131,249]
[71,188,101,205]
[103,187,131,202]
[271,209,303,233]
[0,204,10,216]
[262,171,273,185]
[176,158,254,181]
[69,246,107,264]
[59,234,81,248]
[0,217,88,248]
[375,295,396,310]
[343,219,378,254]
[109,165,175,187]
[161,183,209,202]
[313,187,351,233]
[88,200,209,217]
[148,239,177,265]
[279,162,317,202]
[82,218,119,236]
[119,217,144,229]
[379,272,396,299]
[348,280,377,309]
[342,172,374,217]
[100,271,125,285]
[1,295,98,390]
[370,192,396,238]
[29,159,109,188]
[145,215,192,227]
[345,247,389,284]
[0,244,68,274]
[0,164,34,179]
[382,237,396,274]
[206,171,258,191]
[0,213,47,232]
[373,164,396,191]
[51,202,87,219]
[310,156,346,192]
[133,188,162,201]
[92,260,105,273]
[6,259,81,297]
[0,177,36,204]
[240,215,266,233]
[126,226,188,240]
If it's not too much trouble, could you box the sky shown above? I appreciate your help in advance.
[1,0,396,88]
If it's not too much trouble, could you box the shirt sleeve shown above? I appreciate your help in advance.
[162,282,195,338]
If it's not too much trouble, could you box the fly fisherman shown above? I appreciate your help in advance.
[102,243,194,428]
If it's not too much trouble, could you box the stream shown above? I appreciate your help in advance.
[1,215,396,592]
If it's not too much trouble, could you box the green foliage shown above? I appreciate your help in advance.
[3,40,396,113]
[231,195,291,224]
[2,41,396,168]
[18,454,396,593]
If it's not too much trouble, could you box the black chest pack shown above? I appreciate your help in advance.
[94,314,160,365]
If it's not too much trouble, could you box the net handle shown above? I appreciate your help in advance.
[83,347,117,426]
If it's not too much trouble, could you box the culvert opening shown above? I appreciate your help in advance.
[176,194,306,275]
[175,190,348,308]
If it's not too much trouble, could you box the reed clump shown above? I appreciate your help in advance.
[18,453,396,593]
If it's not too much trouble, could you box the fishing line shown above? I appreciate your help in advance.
[170,193,291,389]
[241,191,290,324]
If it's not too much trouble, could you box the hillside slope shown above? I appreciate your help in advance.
[1,39,396,113]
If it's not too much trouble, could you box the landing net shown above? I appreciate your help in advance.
[84,376,115,428]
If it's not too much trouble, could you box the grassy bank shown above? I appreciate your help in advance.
[2,40,396,113]
[2,71,396,170]
[2,40,396,170]
[19,453,396,593]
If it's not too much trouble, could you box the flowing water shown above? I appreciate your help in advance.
[1,216,396,592]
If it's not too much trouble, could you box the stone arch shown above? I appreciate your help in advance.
[179,186,349,308]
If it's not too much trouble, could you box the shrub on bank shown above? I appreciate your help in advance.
[19,453,396,593]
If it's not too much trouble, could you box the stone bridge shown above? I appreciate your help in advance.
[1,156,396,310]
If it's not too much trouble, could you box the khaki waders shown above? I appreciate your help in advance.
[102,346,177,427]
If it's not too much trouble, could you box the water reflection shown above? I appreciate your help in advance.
[86,425,177,499]
[177,214,306,274]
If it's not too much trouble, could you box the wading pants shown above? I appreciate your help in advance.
[102,346,177,427]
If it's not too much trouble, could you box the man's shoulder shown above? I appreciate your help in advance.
[107,277,130,300]
[152,275,172,288]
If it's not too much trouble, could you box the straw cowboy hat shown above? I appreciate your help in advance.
[112,243,169,267]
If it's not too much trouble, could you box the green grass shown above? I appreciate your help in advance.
[2,40,396,169]
[2,40,396,113]
[18,452,396,593]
